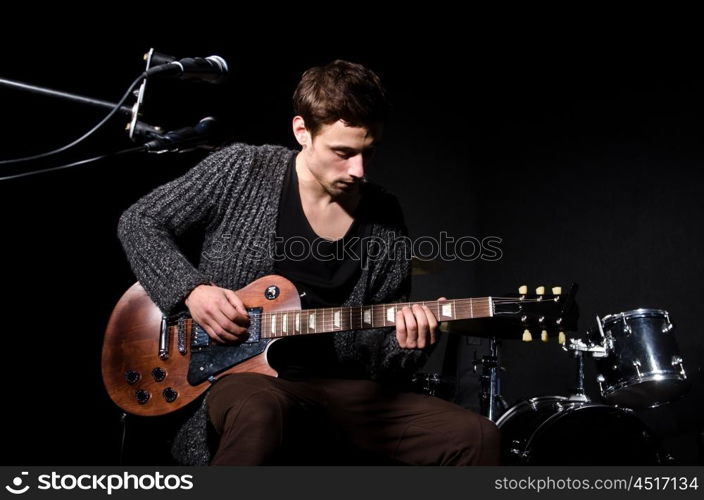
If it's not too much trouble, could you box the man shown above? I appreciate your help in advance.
[118,60,499,465]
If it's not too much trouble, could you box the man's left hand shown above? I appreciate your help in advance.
[395,297,446,349]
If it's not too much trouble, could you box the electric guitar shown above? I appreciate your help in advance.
[102,275,577,416]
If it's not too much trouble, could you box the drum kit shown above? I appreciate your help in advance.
[489,305,691,465]
[413,280,692,465]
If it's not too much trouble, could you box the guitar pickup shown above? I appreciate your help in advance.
[191,323,210,349]
[158,316,169,360]
[190,307,262,349]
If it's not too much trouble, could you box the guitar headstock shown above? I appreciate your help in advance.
[492,283,579,344]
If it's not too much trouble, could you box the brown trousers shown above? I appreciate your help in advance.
[206,373,500,465]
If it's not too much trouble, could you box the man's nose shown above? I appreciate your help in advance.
[348,154,365,179]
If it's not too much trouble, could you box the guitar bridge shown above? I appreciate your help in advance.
[190,307,262,351]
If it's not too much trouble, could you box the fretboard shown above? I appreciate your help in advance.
[259,298,493,339]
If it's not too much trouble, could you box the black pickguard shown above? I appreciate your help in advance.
[187,307,268,385]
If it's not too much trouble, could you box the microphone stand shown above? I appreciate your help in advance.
[1,48,163,141]
[0,77,134,116]
[0,49,217,181]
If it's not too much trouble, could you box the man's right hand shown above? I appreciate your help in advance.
[185,284,250,344]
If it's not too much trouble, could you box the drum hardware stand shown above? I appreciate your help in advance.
[564,335,608,402]
[473,337,508,421]
[567,350,590,402]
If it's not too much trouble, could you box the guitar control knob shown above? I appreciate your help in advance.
[162,387,178,403]
[135,389,150,405]
[125,370,141,385]
[151,367,166,382]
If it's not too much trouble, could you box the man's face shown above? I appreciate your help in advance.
[301,120,381,198]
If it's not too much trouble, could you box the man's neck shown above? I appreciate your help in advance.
[295,152,360,213]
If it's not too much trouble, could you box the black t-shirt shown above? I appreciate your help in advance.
[271,155,371,379]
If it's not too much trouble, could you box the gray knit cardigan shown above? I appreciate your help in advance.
[117,143,426,464]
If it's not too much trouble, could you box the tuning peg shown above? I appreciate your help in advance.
[522,329,532,342]
[558,331,566,345]
[518,285,527,295]
[552,286,562,295]
[540,330,549,342]
[535,286,545,295]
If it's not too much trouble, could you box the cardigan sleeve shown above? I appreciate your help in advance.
[117,144,249,314]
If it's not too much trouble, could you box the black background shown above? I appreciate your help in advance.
[1,12,702,465]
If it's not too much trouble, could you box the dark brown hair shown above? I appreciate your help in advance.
[293,59,388,137]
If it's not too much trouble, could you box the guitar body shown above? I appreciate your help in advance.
[102,275,301,416]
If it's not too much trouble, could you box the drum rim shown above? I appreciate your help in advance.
[496,395,568,427]
[601,373,691,406]
[601,371,687,393]
[602,308,669,324]
[495,395,620,427]
[525,403,652,463]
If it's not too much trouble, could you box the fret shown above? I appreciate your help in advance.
[295,312,300,334]
[308,311,316,332]
[470,298,474,319]
[282,313,288,335]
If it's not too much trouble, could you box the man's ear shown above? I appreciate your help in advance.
[292,116,310,147]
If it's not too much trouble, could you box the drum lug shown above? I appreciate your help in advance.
[621,314,632,335]
[672,356,686,377]
[632,360,642,378]
[597,374,606,395]
[663,314,674,333]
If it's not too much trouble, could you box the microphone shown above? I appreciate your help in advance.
[144,117,220,153]
[146,55,229,84]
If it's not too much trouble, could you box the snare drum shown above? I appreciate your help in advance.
[497,396,663,465]
[588,309,690,408]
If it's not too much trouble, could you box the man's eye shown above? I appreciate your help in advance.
[336,152,352,159]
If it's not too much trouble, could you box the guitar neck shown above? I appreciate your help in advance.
[259,297,493,339]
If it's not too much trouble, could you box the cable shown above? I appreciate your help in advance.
[0,146,145,181]
[0,72,147,166]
